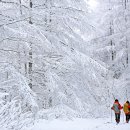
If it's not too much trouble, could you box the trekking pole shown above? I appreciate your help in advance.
[111,109,112,123]
[123,112,124,123]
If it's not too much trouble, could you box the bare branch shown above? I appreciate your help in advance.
[0,49,18,53]
[0,17,30,27]
[0,0,28,9]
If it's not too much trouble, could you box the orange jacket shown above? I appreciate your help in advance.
[123,103,130,114]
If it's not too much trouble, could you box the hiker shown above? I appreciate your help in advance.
[111,99,123,124]
[123,101,130,123]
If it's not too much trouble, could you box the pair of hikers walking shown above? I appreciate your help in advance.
[111,99,130,124]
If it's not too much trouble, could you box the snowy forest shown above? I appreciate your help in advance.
[0,0,130,130]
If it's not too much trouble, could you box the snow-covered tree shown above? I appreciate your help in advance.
[1,1,130,128]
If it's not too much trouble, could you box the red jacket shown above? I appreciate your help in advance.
[111,101,123,113]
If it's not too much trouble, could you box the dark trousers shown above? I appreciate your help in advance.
[115,113,120,123]
[126,114,130,123]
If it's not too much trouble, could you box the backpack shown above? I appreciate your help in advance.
[123,104,128,113]
[113,103,120,113]
[123,103,130,113]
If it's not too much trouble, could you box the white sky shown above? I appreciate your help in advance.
[87,0,99,10]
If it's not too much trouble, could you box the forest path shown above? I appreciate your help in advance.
[23,117,130,130]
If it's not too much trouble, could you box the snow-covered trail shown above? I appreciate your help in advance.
[23,118,130,130]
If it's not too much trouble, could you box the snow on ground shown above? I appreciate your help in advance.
[0,128,9,130]
[22,117,130,130]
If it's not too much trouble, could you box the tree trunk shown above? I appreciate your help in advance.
[19,0,22,15]
[124,0,129,67]
[28,45,33,89]
[17,43,21,72]
[109,0,116,61]
[29,0,33,24]
[28,0,33,89]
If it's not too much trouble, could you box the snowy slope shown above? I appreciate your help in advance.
[22,118,130,130]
